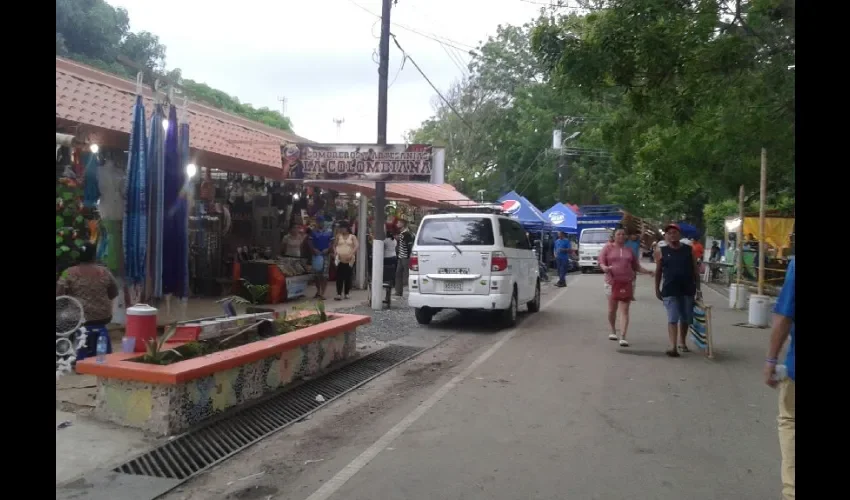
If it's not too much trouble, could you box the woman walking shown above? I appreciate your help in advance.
[599,228,653,346]
[332,222,358,300]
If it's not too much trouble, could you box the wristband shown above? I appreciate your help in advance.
[765,358,778,365]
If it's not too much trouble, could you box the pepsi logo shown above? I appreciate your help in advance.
[549,211,565,225]
[502,200,521,214]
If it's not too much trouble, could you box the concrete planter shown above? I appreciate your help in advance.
[76,313,369,435]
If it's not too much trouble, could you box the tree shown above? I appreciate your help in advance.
[55,0,294,132]
[531,0,795,224]
[406,17,613,209]
[119,31,167,75]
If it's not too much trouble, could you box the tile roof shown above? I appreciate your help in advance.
[55,57,472,208]
[56,57,309,173]
[311,181,472,208]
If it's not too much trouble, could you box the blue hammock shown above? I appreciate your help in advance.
[162,105,187,297]
[122,95,148,287]
[147,104,166,299]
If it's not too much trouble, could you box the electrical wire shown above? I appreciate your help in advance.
[391,34,474,130]
[347,0,477,52]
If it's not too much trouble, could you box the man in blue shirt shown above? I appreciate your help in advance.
[764,257,794,500]
[553,231,573,287]
[307,219,333,300]
[625,233,641,259]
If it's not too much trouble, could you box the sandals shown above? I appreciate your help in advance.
[678,345,690,353]
[665,349,680,358]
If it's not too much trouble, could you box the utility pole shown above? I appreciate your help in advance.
[277,96,287,116]
[333,117,345,140]
[371,0,393,310]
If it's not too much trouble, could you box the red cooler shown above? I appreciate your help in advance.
[126,304,158,352]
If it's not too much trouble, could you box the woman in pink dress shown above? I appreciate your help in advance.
[599,228,654,346]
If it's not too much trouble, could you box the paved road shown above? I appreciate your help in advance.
[167,274,781,500]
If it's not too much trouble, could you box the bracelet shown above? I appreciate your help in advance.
[765,358,778,365]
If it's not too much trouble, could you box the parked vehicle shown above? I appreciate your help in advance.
[407,212,541,327]
[576,205,657,273]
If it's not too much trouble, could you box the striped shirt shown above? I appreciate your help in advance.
[397,230,414,259]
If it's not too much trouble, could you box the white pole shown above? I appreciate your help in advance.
[356,196,368,289]
[371,241,384,309]
[758,148,767,296]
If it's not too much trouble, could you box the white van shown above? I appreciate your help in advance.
[578,228,613,273]
[407,213,541,326]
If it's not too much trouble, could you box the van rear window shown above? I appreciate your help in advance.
[417,218,495,246]
[580,230,612,244]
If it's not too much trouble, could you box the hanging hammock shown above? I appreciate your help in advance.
[146,103,166,300]
[123,94,148,293]
[162,105,186,296]
[178,118,191,298]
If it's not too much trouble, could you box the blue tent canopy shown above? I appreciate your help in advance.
[543,203,578,234]
[676,222,701,240]
[497,191,552,231]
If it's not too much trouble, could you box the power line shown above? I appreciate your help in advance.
[390,34,474,130]
[347,0,477,52]
[517,0,588,8]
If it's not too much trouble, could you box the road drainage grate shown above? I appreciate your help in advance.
[113,344,423,482]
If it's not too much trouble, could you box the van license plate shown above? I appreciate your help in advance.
[443,281,464,291]
[438,268,469,274]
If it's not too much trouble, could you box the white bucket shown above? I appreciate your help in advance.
[748,294,771,327]
[729,284,749,309]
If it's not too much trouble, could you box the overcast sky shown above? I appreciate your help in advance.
[108,0,545,144]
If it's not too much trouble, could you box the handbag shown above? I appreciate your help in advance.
[611,281,633,301]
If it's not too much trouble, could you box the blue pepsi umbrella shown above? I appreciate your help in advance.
[497,191,552,231]
[543,203,578,234]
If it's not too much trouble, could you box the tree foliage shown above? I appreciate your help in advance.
[55,0,293,132]
[407,1,794,235]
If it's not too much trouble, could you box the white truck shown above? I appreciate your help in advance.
[576,205,655,273]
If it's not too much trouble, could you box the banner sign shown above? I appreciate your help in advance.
[281,143,441,183]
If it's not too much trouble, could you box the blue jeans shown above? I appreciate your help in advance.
[556,259,569,282]
[662,295,695,325]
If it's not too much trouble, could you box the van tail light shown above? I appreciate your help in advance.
[491,251,508,272]
[409,253,419,272]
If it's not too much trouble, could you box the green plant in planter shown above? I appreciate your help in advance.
[315,300,327,322]
[218,279,271,313]
[141,324,183,365]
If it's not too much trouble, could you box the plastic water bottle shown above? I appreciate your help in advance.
[96,332,108,364]
[773,364,787,382]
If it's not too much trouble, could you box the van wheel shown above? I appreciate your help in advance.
[414,308,433,325]
[500,291,518,327]
[527,280,541,313]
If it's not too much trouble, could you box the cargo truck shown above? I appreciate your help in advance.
[576,205,657,273]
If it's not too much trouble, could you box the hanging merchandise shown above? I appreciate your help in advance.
[146,103,166,300]
[200,167,215,202]
[178,117,191,298]
[98,158,125,221]
[83,152,100,208]
[123,89,148,295]
[162,105,186,297]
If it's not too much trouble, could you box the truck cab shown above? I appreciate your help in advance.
[578,227,613,272]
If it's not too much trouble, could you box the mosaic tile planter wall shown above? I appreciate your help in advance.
[77,313,368,435]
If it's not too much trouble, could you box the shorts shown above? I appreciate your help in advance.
[605,282,634,302]
[311,255,328,277]
[663,295,695,324]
